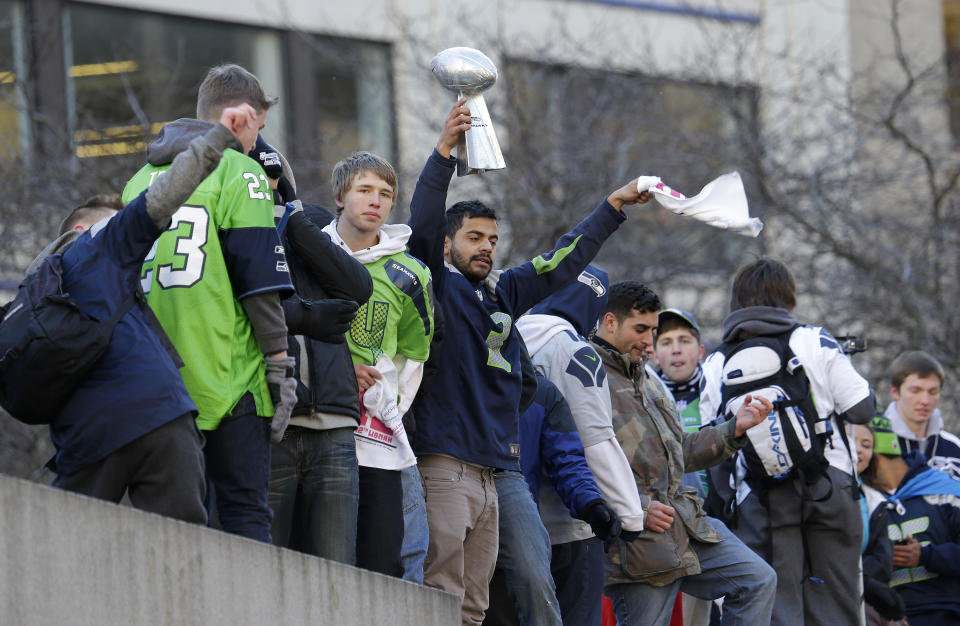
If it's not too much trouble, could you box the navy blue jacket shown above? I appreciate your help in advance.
[52,193,196,475]
[408,150,625,469]
[886,452,960,620]
[520,374,603,518]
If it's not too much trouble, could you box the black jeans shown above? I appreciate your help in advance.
[203,393,272,542]
[356,466,403,577]
[54,412,206,524]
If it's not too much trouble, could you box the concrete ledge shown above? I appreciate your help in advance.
[0,474,459,625]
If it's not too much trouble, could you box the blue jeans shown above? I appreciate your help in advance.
[203,393,272,542]
[400,465,429,583]
[268,426,358,564]
[551,537,605,626]
[607,516,776,626]
[494,470,562,626]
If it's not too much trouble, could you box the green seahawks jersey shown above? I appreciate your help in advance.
[348,252,433,367]
[123,140,292,429]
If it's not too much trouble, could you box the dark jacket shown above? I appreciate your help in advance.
[520,374,603,518]
[47,197,197,475]
[282,204,373,422]
[883,452,960,621]
[861,484,905,621]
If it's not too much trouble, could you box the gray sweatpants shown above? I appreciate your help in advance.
[733,464,863,626]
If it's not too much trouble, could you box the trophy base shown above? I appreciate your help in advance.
[456,93,505,176]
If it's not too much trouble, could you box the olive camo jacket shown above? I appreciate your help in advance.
[593,338,746,586]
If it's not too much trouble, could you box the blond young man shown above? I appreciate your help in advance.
[323,151,434,576]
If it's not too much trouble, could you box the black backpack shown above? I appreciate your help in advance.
[717,328,831,489]
[0,254,136,424]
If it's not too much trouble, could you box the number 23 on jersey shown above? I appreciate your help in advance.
[141,205,209,293]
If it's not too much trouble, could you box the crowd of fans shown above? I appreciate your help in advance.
[4,63,960,626]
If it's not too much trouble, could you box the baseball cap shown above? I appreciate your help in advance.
[658,308,700,338]
[870,414,902,456]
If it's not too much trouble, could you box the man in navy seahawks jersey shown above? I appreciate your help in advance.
[407,99,653,624]
[863,442,960,626]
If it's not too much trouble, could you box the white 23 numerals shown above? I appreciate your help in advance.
[141,206,209,292]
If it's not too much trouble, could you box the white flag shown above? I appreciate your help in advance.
[636,172,762,237]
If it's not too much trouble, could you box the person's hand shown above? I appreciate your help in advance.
[275,176,297,205]
[606,177,653,212]
[893,536,922,568]
[265,355,297,442]
[734,394,774,437]
[643,501,675,533]
[355,363,383,394]
[219,104,259,152]
[436,98,472,158]
[582,500,622,541]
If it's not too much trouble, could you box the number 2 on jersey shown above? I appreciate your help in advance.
[244,172,271,200]
[486,312,513,372]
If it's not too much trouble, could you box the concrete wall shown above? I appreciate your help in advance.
[0,474,459,626]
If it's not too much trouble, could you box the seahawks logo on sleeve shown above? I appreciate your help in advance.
[566,345,606,388]
[819,328,841,352]
[577,269,606,296]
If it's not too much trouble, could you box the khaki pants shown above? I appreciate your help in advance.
[420,454,499,626]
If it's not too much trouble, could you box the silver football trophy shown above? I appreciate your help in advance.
[430,47,506,176]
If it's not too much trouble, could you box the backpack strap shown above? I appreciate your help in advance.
[107,293,138,327]
[836,417,860,501]
[134,287,185,368]
[276,202,297,237]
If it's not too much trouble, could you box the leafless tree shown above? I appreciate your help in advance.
[393,1,960,426]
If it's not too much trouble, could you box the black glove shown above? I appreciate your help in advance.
[283,296,358,343]
[264,355,297,443]
[275,175,298,205]
[248,134,283,179]
[582,499,622,541]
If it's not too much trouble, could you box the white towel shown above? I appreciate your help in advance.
[636,172,763,237]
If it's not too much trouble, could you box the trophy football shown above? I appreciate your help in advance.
[430,47,506,176]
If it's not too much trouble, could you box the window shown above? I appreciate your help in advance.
[65,2,284,162]
[285,34,394,203]
[64,3,395,206]
[0,0,25,164]
[945,0,960,138]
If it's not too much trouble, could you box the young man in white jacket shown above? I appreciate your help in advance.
[323,151,434,577]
